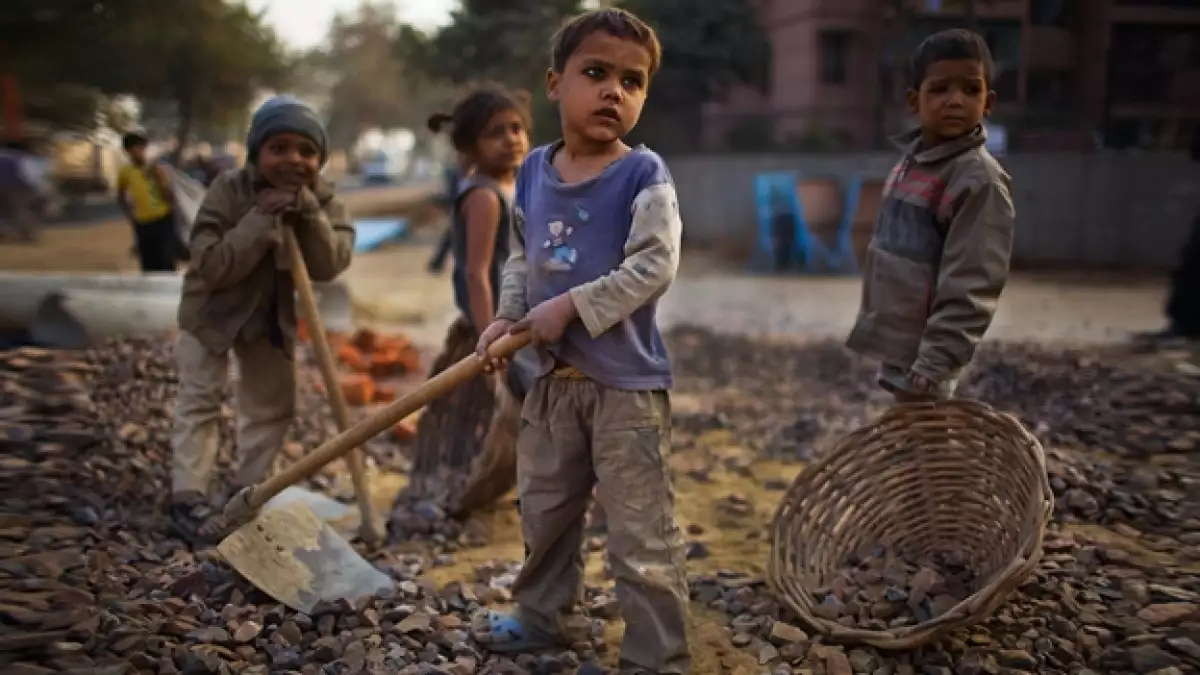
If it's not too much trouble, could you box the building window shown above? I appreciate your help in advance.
[819,31,850,85]
[1027,69,1073,108]
[1114,0,1200,7]
[1030,0,1075,27]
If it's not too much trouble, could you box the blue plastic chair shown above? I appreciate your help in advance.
[826,173,865,274]
[754,171,880,275]
[753,172,805,271]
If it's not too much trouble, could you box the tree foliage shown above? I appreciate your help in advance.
[3,0,287,144]
[424,0,582,89]
[310,3,457,151]
[617,0,768,110]
[406,0,582,143]
[128,0,288,147]
[407,0,767,148]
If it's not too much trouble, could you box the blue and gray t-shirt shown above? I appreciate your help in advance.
[495,142,683,391]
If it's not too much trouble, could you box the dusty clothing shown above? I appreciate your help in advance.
[496,142,683,390]
[177,167,354,357]
[496,143,690,671]
[450,174,513,331]
[512,373,690,674]
[400,317,529,512]
[134,213,179,272]
[171,331,296,497]
[846,125,1014,395]
[0,149,46,241]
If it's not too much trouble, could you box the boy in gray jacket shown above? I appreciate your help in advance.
[847,29,1015,401]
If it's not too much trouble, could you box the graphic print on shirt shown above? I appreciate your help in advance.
[541,219,578,273]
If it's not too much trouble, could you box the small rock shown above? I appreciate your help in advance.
[233,622,261,644]
[768,622,808,645]
[1137,604,1199,627]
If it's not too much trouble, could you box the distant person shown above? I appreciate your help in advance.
[846,29,1015,401]
[426,147,470,274]
[118,133,179,271]
[1159,213,1200,342]
[168,96,355,546]
[0,139,49,243]
[1144,135,1200,344]
[200,153,238,187]
[473,9,691,672]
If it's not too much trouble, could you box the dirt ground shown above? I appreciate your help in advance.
[0,222,1177,673]
[344,236,1169,349]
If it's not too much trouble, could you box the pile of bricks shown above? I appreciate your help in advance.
[298,321,425,441]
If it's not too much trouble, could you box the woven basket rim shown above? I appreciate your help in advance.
[767,399,1054,650]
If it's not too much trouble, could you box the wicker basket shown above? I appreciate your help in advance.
[768,399,1053,650]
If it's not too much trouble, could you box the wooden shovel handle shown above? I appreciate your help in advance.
[243,328,533,511]
[283,227,381,545]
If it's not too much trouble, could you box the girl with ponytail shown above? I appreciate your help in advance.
[392,87,535,525]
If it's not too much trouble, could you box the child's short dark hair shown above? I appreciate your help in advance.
[550,8,662,76]
[122,132,148,151]
[426,87,531,155]
[909,29,994,89]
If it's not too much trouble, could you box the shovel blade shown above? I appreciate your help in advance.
[266,486,354,521]
[217,501,391,614]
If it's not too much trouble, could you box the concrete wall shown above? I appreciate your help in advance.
[668,153,1200,270]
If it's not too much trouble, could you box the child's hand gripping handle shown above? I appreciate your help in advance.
[222,330,534,528]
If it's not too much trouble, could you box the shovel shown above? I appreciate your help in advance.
[280,227,381,548]
[216,330,532,612]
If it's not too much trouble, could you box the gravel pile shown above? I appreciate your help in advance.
[3,329,1200,674]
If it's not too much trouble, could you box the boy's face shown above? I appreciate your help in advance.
[546,31,652,146]
[126,144,147,164]
[258,131,321,191]
[907,59,995,144]
[474,108,529,175]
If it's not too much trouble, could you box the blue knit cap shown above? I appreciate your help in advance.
[246,95,328,165]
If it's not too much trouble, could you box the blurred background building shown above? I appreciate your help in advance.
[702,0,1200,152]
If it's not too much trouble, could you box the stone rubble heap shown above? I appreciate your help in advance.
[2,329,1200,674]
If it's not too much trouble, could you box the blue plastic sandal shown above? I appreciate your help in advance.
[479,610,558,653]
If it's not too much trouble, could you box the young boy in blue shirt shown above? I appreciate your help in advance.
[474,8,690,674]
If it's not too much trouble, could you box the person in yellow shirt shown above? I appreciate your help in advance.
[117,133,179,272]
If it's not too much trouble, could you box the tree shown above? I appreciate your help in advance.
[1,0,161,131]
[412,0,582,142]
[118,0,288,154]
[426,0,582,88]
[312,2,460,152]
[619,0,767,109]
[3,0,286,145]
[616,0,768,151]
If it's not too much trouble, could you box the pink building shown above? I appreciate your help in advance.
[703,0,1200,152]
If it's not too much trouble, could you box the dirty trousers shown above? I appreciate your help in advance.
[170,331,296,497]
[511,373,691,674]
[0,188,39,241]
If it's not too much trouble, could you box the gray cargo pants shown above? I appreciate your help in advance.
[170,331,296,498]
[511,368,691,674]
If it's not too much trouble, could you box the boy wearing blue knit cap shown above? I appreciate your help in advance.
[169,96,355,545]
